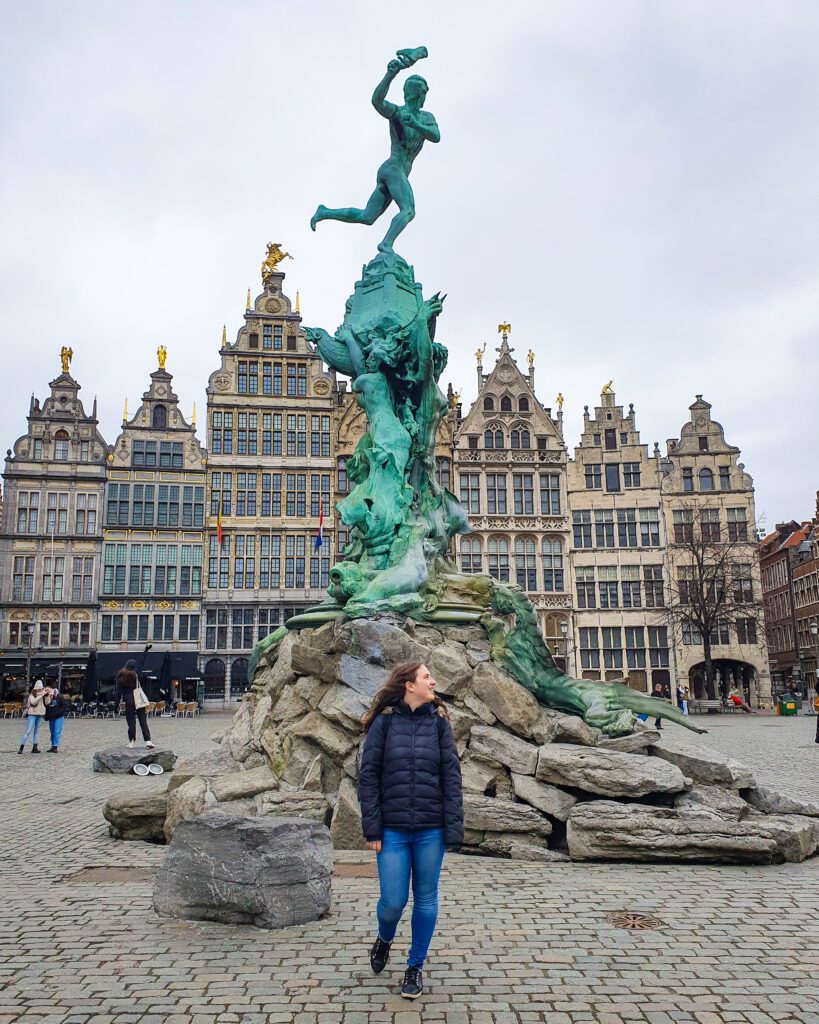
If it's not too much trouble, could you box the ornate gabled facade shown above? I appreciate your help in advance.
[454,329,571,665]
[566,387,670,691]
[0,350,109,695]
[97,349,207,692]
[201,249,338,701]
[661,396,771,705]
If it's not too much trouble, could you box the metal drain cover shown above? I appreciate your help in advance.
[65,866,155,883]
[334,863,378,878]
[606,910,663,930]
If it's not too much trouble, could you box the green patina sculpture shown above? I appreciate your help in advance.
[310,47,437,254]
[249,47,706,738]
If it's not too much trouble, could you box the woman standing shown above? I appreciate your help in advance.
[358,660,463,1000]
[18,680,49,754]
[45,686,68,752]
[114,660,155,749]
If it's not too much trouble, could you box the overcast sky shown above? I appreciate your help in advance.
[1,1,818,527]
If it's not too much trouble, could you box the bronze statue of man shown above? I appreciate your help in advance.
[310,47,439,254]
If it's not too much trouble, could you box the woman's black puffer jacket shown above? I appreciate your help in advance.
[358,700,464,846]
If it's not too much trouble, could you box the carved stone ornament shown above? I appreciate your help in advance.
[497,367,515,384]
[69,610,90,621]
[132,601,147,610]
[11,610,32,620]
[313,378,331,396]
[265,298,283,314]
[105,601,120,610]
[157,601,172,610]
[213,374,232,392]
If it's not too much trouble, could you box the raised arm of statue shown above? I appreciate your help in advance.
[372,62,401,118]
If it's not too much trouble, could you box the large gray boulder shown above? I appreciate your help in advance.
[255,789,329,823]
[649,735,754,788]
[479,832,568,862]
[536,744,688,798]
[510,773,577,822]
[533,709,600,747]
[745,785,819,818]
[103,789,168,842]
[427,643,473,697]
[93,746,177,774]
[596,730,660,754]
[210,765,280,803]
[335,618,430,668]
[153,813,332,928]
[463,794,552,837]
[567,801,779,864]
[674,785,750,822]
[468,725,539,775]
[168,747,238,792]
[329,777,368,851]
[471,661,542,738]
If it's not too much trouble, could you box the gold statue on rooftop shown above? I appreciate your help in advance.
[527,349,534,367]
[475,343,486,363]
[262,242,292,282]
[602,380,614,395]
[59,346,73,374]
[556,392,564,410]
[497,322,511,339]
[157,345,167,369]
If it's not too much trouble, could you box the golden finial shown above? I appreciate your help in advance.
[295,290,301,314]
[122,398,128,423]
[449,389,461,410]
[602,380,614,395]
[475,343,486,363]
[191,402,197,427]
[261,241,292,283]
[59,346,73,374]
[497,322,511,340]
[556,392,564,411]
[246,287,251,310]
[527,349,535,367]
[157,345,167,369]
[221,324,227,348]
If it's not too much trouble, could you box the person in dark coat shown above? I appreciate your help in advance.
[114,660,155,749]
[44,686,68,752]
[358,660,463,1001]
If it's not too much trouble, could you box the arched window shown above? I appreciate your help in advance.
[500,395,512,412]
[521,429,531,449]
[460,537,482,574]
[484,429,494,449]
[152,404,167,429]
[436,457,451,490]
[519,396,529,412]
[337,457,348,494]
[203,658,226,699]
[494,429,503,448]
[54,429,69,461]
[699,467,714,492]
[515,537,537,591]
[542,537,564,592]
[230,657,249,695]
[488,537,510,582]
[483,396,494,411]
[511,430,520,449]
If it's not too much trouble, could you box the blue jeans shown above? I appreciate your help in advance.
[20,715,42,749]
[49,717,65,748]
[376,827,445,969]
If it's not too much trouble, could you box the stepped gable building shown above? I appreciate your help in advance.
[0,349,108,696]
[201,245,337,701]
[789,493,819,698]
[759,520,811,697]
[97,347,207,697]
[661,395,771,705]
[566,386,671,691]
[453,326,571,666]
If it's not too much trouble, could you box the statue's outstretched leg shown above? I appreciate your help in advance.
[311,184,390,232]
[377,170,415,253]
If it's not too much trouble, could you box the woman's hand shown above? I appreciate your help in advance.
[367,840,382,853]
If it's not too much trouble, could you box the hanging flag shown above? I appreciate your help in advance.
[315,506,324,551]
[216,498,223,547]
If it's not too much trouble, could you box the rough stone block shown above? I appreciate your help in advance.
[537,743,688,798]
[469,725,539,775]
[103,789,168,842]
[92,746,177,774]
[463,793,552,836]
[510,773,577,821]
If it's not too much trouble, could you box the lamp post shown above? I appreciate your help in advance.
[810,620,819,716]
[560,620,572,677]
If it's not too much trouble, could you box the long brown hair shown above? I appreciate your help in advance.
[361,659,449,732]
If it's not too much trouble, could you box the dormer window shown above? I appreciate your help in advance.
[500,396,512,412]
[54,430,69,461]
[483,396,494,411]
[698,436,709,452]
[519,396,529,412]
[152,404,167,429]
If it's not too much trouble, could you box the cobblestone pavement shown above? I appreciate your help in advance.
[1,712,817,1024]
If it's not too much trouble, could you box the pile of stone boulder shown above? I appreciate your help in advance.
[105,615,819,865]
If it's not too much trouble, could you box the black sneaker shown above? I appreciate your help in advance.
[401,966,423,999]
[369,936,391,975]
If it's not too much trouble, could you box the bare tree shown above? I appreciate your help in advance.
[663,500,764,700]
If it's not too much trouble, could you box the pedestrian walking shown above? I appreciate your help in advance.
[18,680,49,754]
[114,660,155,749]
[652,681,665,730]
[45,685,68,752]
[676,684,689,717]
[358,660,463,1001]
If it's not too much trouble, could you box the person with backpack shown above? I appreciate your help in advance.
[44,684,68,752]
[358,660,463,1001]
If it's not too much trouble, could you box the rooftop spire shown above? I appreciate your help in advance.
[295,290,301,314]
[221,324,227,348]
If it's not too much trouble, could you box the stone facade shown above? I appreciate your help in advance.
[0,355,109,695]
[566,388,671,692]
[759,520,811,697]
[789,495,819,698]
[201,260,338,701]
[98,351,207,696]
[453,332,572,665]
[661,396,771,705]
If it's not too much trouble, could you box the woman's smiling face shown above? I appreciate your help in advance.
[406,664,437,704]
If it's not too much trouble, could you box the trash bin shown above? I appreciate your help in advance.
[777,698,798,716]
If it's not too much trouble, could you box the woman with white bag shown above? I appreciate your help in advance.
[114,659,155,749]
